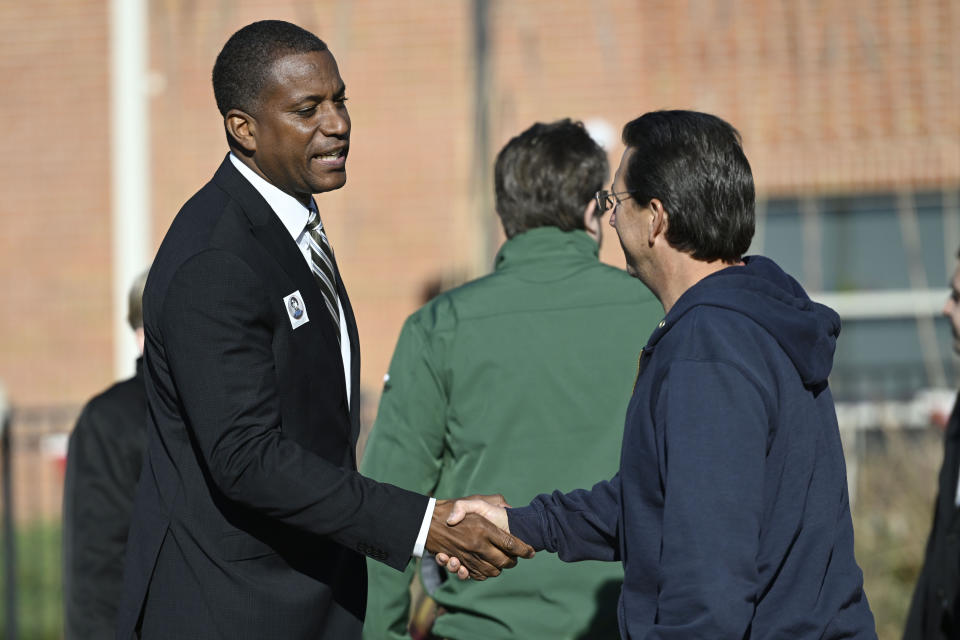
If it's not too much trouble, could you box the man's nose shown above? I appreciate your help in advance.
[319,105,349,136]
[944,298,954,318]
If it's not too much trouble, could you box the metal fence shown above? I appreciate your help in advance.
[0,375,954,639]
[1,400,79,640]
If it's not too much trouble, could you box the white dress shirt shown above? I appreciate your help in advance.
[229,153,435,557]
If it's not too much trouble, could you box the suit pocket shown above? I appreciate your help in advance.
[218,530,279,561]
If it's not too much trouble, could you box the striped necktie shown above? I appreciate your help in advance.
[304,204,341,338]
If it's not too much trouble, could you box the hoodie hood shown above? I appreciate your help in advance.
[648,255,841,386]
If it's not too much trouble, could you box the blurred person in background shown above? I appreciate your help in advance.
[904,248,960,640]
[115,20,531,640]
[442,110,877,638]
[62,269,148,640]
[361,119,661,639]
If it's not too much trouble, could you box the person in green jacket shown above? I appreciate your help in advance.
[360,119,662,640]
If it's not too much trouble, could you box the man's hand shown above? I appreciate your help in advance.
[426,496,533,581]
[431,495,514,579]
[444,495,509,530]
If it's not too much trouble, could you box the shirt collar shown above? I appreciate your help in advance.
[229,152,311,240]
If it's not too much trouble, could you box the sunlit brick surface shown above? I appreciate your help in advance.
[1,0,957,412]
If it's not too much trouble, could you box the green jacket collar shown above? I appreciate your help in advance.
[494,227,599,271]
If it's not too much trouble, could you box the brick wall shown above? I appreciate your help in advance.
[1,0,957,413]
[0,0,112,407]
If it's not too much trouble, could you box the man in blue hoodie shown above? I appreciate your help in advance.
[442,111,877,638]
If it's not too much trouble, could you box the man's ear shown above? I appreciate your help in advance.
[225,108,257,154]
[648,198,668,246]
[582,199,602,243]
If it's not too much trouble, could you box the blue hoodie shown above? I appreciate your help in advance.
[508,256,877,638]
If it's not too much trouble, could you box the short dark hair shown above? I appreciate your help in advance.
[494,119,608,239]
[212,20,327,117]
[621,110,755,262]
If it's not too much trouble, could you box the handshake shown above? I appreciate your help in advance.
[424,495,535,581]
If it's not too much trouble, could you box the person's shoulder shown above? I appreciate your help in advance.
[669,305,755,344]
[151,162,267,311]
[591,261,636,282]
[162,180,239,254]
[663,305,781,376]
[88,373,142,406]
[75,374,146,434]
[596,261,650,285]
[149,169,240,293]
[684,303,752,326]
[409,268,528,329]
[405,283,474,336]
[586,262,661,310]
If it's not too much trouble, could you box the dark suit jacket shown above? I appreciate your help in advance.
[63,358,147,639]
[905,392,960,640]
[116,155,428,640]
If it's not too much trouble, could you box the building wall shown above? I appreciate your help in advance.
[1,0,958,411]
[0,0,112,407]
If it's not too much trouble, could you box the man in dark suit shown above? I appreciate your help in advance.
[116,20,531,640]
[63,271,148,639]
[904,248,960,640]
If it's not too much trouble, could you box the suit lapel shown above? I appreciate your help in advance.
[211,154,347,377]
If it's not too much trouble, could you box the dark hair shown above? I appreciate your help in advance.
[212,20,327,117]
[494,119,608,239]
[621,110,755,262]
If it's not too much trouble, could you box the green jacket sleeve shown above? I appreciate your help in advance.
[361,312,449,640]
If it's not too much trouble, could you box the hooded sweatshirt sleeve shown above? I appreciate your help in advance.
[650,358,768,638]
[507,474,621,562]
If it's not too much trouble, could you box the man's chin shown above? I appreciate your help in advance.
[310,173,347,194]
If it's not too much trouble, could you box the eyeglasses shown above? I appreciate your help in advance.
[595,190,636,214]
